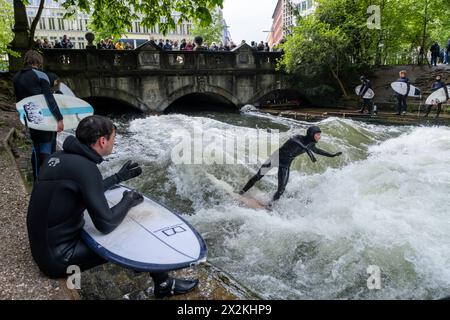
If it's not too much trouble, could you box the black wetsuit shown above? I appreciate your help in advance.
[430,43,440,66]
[241,127,339,202]
[13,67,63,180]
[396,77,410,115]
[358,80,373,114]
[425,80,447,118]
[27,136,168,283]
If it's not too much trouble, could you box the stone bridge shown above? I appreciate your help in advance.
[40,42,296,114]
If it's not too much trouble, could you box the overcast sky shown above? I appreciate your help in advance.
[222,0,276,43]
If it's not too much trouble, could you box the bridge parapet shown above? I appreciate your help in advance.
[38,41,289,114]
[42,42,282,74]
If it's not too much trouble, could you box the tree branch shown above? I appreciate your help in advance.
[28,0,45,48]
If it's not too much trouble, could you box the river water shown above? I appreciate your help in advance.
[77,108,450,299]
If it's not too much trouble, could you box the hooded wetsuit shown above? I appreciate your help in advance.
[241,126,338,202]
[358,79,374,114]
[27,135,167,283]
[425,80,447,117]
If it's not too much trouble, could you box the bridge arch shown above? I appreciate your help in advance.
[82,87,150,113]
[159,85,240,113]
[251,87,308,107]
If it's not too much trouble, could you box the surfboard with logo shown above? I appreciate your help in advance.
[16,94,93,131]
[82,185,208,272]
[425,86,450,105]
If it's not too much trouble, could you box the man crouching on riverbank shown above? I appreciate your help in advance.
[27,115,199,298]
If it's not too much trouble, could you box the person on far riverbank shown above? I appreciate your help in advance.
[395,70,410,116]
[357,76,375,115]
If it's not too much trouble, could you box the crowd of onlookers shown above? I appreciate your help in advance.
[151,38,274,52]
[34,34,280,52]
[34,35,74,49]
[96,39,134,50]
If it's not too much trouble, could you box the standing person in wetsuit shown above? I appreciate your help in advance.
[425,75,447,118]
[13,50,64,181]
[357,76,374,115]
[239,126,342,204]
[27,115,199,298]
[395,70,410,116]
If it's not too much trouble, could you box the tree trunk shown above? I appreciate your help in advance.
[330,66,348,97]
[419,0,429,65]
[9,0,30,71]
[374,0,386,66]
[28,0,46,48]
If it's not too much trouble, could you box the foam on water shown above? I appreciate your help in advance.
[88,113,449,299]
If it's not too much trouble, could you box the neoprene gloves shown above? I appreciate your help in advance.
[115,160,143,183]
[122,190,144,208]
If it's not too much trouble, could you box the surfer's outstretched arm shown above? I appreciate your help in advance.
[310,145,342,158]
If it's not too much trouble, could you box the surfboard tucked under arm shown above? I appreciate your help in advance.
[82,185,208,272]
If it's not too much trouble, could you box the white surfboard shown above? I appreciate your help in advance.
[82,185,207,272]
[355,85,375,99]
[425,86,450,105]
[391,82,421,98]
[206,173,269,210]
[16,94,94,132]
[59,82,75,97]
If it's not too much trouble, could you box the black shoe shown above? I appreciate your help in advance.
[238,190,245,195]
[395,113,401,116]
[154,277,199,298]
[357,109,364,113]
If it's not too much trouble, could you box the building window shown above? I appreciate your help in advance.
[135,22,141,33]
[57,18,63,30]
[38,19,46,30]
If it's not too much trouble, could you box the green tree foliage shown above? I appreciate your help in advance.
[282,17,350,97]
[190,10,225,44]
[0,0,15,56]
[64,0,223,38]
[18,0,223,47]
[280,0,450,100]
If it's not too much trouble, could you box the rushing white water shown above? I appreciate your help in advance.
[95,112,450,300]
